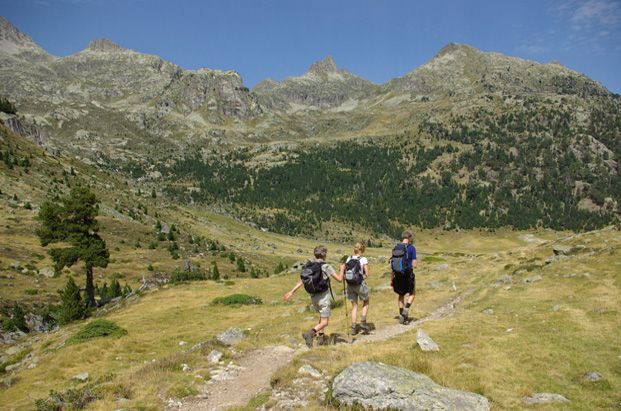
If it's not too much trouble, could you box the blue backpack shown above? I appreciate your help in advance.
[390,243,409,275]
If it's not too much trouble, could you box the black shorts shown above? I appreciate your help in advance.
[392,269,415,296]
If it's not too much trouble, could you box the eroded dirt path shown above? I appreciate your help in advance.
[173,292,466,410]
[174,345,297,411]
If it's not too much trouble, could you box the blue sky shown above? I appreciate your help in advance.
[2,0,621,93]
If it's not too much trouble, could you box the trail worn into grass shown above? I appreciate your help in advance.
[173,345,297,411]
[353,291,468,344]
[172,292,466,411]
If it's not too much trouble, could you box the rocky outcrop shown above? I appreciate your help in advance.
[253,56,379,109]
[332,362,489,410]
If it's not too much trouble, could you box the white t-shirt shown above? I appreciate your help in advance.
[346,255,368,276]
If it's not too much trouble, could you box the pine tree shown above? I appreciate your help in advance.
[57,277,86,325]
[37,186,110,307]
[11,305,28,333]
[211,262,220,281]
[236,257,246,273]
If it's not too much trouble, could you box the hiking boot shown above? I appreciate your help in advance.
[359,322,370,334]
[316,333,327,346]
[398,314,405,324]
[302,331,314,348]
[351,324,359,336]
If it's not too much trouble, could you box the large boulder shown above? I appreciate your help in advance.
[216,327,245,346]
[332,362,489,410]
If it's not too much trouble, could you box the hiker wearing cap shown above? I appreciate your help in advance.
[283,245,343,347]
[340,242,370,335]
[389,230,417,324]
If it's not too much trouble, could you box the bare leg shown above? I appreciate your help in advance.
[361,299,369,318]
[351,301,358,324]
[314,317,329,333]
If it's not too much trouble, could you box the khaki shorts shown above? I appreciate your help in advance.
[311,289,332,318]
[346,282,369,302]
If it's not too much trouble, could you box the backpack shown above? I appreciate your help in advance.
[345,256,364,285]
[300,261,329,294]
[390,243,409,275]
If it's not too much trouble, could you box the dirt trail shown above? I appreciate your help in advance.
[173,345,297,411]
[173,292,465,410]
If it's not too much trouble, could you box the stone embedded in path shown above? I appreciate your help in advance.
[523,393,569,405]
[332,362,489,410]
[482,309,495,315]
[216,328,245,346]
[298,364,323,379]
[207,350,223,364]
[416,329,439,352]
[523,275,542,284]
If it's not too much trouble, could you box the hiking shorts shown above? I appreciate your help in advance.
[346,282,369,302]
[311,289,332,318]
[392,269,415,296]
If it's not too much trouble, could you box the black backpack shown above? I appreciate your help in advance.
[390,243,409,275]
[345,257,364,285]
[300,261,329,294]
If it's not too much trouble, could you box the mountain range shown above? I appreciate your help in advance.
[0,16,618,235]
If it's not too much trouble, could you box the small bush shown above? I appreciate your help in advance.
[65,319,127,346]
[212,294,262,306]
[170,269,206,284]
[35,386,99,411]
[25,288,39,295]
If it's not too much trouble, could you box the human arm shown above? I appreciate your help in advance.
[327,264,343,282]
[283,280,303,300]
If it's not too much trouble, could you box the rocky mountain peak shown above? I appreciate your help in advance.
[86,38,124,52]
[307,56,338,75]
[435,43,475,57]
[0,16,41,53]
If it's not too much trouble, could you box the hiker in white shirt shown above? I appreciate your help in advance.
[340,242,370,335]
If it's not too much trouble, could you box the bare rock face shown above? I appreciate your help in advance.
[86,38,124,53]
[332,362,489,410]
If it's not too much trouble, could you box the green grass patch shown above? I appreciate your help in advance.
[422,255,446,263]
[24,288,39,295]
[212,294,262,306]
[65,319,127,346]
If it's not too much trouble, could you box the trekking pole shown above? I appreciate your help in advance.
[342,276,350,342]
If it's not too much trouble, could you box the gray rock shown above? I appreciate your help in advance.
[9,261,21,270]
[332,362,489,410]
[216,327,245,346]
[495,274,512,284]
[522,393,569,405]
[183,260,197,273]
[416,329,439,352]
[298,364,323,379]
[523,275,542,284]
[72,372,89,382]
[5,363,20,372]
[207,350,223,364]
[584,372,603,382]
[552,244,573,255]
[434,263,449,271]
[160,223,170,234]
[482,309,495,315]
[38,267,55,278]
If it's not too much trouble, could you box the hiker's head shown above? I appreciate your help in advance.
[401,231,413,242]
[354,242,366,255]
[314,245,328,259]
